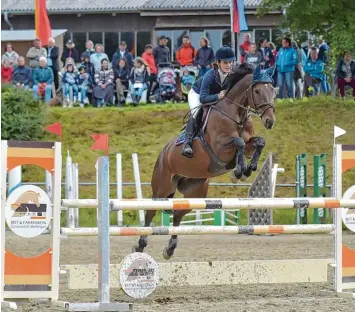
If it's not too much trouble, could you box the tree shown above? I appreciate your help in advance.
[258,0,355,59]
[1,84,46,140]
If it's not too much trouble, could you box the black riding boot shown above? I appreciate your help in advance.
[181,117,196,158]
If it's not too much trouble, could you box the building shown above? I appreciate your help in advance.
[1,0,283,62]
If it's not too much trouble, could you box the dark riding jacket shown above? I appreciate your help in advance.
[192,68,229,103]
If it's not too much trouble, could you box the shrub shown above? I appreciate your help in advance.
[1,84,47,140]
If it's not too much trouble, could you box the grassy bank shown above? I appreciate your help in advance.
[22,96,355,226]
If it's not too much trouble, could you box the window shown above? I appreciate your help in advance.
[104,32,119,60]
[63,31,72,46]
[72,32,87,55]
[222,30,232,48]
[172,30,188,61]
[121,32,135,55]
[88,32,104,48]
[205,30,221,51]
[254,29,270,46]
[137,32,151,57]
[189,30,204,48]
[272,29,282,48]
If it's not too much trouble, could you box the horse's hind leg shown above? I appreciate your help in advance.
[163,178,209,260]
[243,136,266,177]
[133,153,177,253]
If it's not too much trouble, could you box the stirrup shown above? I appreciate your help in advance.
[181,142,194,158]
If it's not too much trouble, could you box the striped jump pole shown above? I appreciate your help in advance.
[60,224,335,237]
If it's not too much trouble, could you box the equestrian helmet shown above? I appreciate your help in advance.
[215,46,236,62]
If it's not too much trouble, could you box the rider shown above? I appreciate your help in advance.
[181,45,236,158]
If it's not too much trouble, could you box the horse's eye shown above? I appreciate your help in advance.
[255,90,260,95]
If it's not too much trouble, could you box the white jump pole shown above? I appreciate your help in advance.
[116,154,123,226]
[132,153,145,226]
[65,151,75,228]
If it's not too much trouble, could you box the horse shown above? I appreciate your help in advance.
[133,64,277,259]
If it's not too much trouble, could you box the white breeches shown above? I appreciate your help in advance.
[188,89,201,118]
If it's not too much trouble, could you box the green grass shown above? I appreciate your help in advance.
[22,96,355,226]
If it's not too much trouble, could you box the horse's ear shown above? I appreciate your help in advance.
[252,64,261,82]
[265,65,276,77]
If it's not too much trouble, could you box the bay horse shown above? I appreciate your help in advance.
[133,64,277,259]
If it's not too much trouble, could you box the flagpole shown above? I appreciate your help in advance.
[230,0,236,51]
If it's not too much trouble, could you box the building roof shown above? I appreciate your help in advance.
[1,29,67,41]
[141,0,262,10]
[1,0,262,13]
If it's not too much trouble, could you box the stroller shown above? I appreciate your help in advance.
[155,63,177,103]
[180,66,199,102]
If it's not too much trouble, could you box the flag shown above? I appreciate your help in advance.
[45,122,62,141]
[334,126,346,139]
[232,0,248,33]
[91,134,109,155]
[35,0,52,44]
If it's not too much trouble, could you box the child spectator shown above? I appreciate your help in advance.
[62,63,78,106]
[129,57,149,106]
[336,51,355,100]
[1,60,13,83]
[113,58,130,105]
[77,65,92,107]
[244,43,263,68]
[181,68,195,91]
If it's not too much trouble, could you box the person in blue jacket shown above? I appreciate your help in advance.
[275,37,299,99]
[181,45,235,158]
[303,47,324,97]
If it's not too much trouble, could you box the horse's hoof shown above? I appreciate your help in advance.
[243,168,252,178]
[163,247,173,260]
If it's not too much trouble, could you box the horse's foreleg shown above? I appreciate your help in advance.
[243,136,266,177]
[133,210,157,253]
[232,137,246,179]
[163,210,189,260]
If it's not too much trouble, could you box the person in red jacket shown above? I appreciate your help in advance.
[142,44,158,103]
[239,33,251,63]
[1,60,13,83]
[176,36,197,67]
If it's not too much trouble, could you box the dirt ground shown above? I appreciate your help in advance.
[2,232,355,312]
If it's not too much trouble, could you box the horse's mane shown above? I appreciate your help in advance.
[226,63,254,94]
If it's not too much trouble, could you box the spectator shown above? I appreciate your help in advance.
[317,38,331,95]
[93,59,114,107]
[176,35,197,67]
[2,43,19,67]
[129,57,149,106]
[244,43,263,68]
[258,38,274,68]
[80,52,95,83]
[181,68,195,91]
[336,51,355,100]
[113,58,130,105]
[292,41,306,99]
[90,44,109,72]
[32,57,53,104]
[1,60,13,83]
[276,37,298,99]
[46,37,59,90]
[77,65,92,107]
[195,36,214,78]
[142,44,157,103]
[61,40,80,67]
[12,56,32,89]
[27,38,47,69]
[267,42,277,66]
[111,41,134,70]
[153,36,171,65]
[62,63,78,105]
[81,40,95,58]
[303,47,324,97]
[239,33,251,63]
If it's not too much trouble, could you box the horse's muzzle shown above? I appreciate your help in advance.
[264,118,275,129]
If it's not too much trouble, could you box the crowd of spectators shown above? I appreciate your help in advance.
[1,33,355,107]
